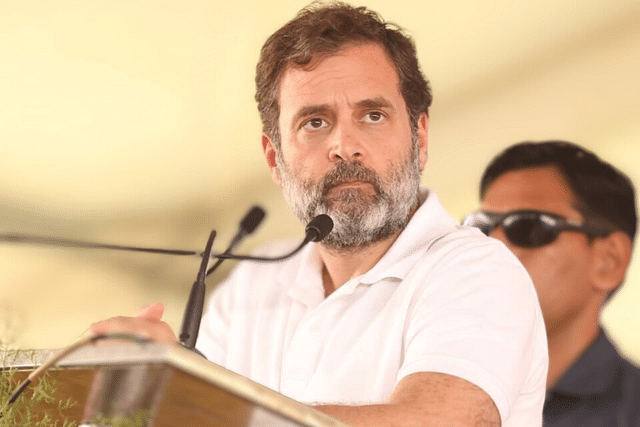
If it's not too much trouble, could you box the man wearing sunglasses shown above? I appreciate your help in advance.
[464,140,640,426]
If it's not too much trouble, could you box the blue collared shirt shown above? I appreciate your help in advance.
[544,329,640,426]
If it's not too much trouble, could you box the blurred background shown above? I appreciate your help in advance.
[1,0,639,363]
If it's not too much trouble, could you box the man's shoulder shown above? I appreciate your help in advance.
[599,331,640,375]
[553,330,640,395]
[546,331,640,426]
[420,223,526,269]
[398,224,536,305]
[613,341,640,390]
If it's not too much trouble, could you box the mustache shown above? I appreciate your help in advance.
[320,162,382,196]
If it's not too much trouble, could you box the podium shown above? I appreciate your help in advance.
[1,343,350,427]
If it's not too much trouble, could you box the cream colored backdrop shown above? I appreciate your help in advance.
[1,0,639,364]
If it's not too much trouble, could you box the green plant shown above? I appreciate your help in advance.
[89,409,152,427]
[1,349,77,427]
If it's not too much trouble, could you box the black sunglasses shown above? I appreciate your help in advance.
[462,209,611,248]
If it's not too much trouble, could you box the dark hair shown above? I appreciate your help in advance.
[255,1,432,147]
[480,140,637,242]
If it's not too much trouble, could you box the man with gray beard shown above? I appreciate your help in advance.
[92,3,548,426]
[276,138,422,249]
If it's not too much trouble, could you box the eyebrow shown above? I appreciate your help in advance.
[292,105,332,126]
[291,97,395,126]
[356,97,393,111]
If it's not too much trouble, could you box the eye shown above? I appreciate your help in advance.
[363,111,384,123]
[303,118,329,130]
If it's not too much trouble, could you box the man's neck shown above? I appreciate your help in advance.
[546,302,602,389]
[317,196,423,297]
[319,231,400,297]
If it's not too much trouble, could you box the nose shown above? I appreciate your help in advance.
[328,122,364,162]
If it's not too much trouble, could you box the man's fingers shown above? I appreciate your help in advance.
[135,302,165,320]
[89,302,177,343]
[90,316,177,342]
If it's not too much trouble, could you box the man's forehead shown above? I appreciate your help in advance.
[482,166,582,216]
[277,44,402,110]
[282,41,392,74]
[489,166,571,194]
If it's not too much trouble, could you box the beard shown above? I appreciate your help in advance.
[276,139,422,250]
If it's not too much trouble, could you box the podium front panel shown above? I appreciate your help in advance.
[1,344,350,427]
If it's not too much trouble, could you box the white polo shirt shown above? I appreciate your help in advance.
[197,190,548,426]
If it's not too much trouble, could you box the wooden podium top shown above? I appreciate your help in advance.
[2,343,351,427]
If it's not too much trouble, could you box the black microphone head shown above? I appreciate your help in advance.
[240,206,266,234]
[305,214,334,242]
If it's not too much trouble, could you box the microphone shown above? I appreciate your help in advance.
[206,206,265,276]
[179,229,216,353]
[180,206,265,355]
[238,206,267,241]
[215,214,333,262]
[304,214,334,243]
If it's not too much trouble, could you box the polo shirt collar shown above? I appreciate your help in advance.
[281,239,326,307]
[358,189,457,285]
[549,329,622,397]
[276,189,457,303]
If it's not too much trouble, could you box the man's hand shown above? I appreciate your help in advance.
[90,302,178,342]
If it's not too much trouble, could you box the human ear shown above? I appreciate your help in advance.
[590,231,633,295]
[416,113,428,171]
[262,133,281,185]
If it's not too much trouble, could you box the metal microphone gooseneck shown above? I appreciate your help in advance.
[214,214,333,262]
[179,229,216,354]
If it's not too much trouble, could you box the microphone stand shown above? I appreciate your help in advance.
[178,230,216,356]
[177,214,331,357]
